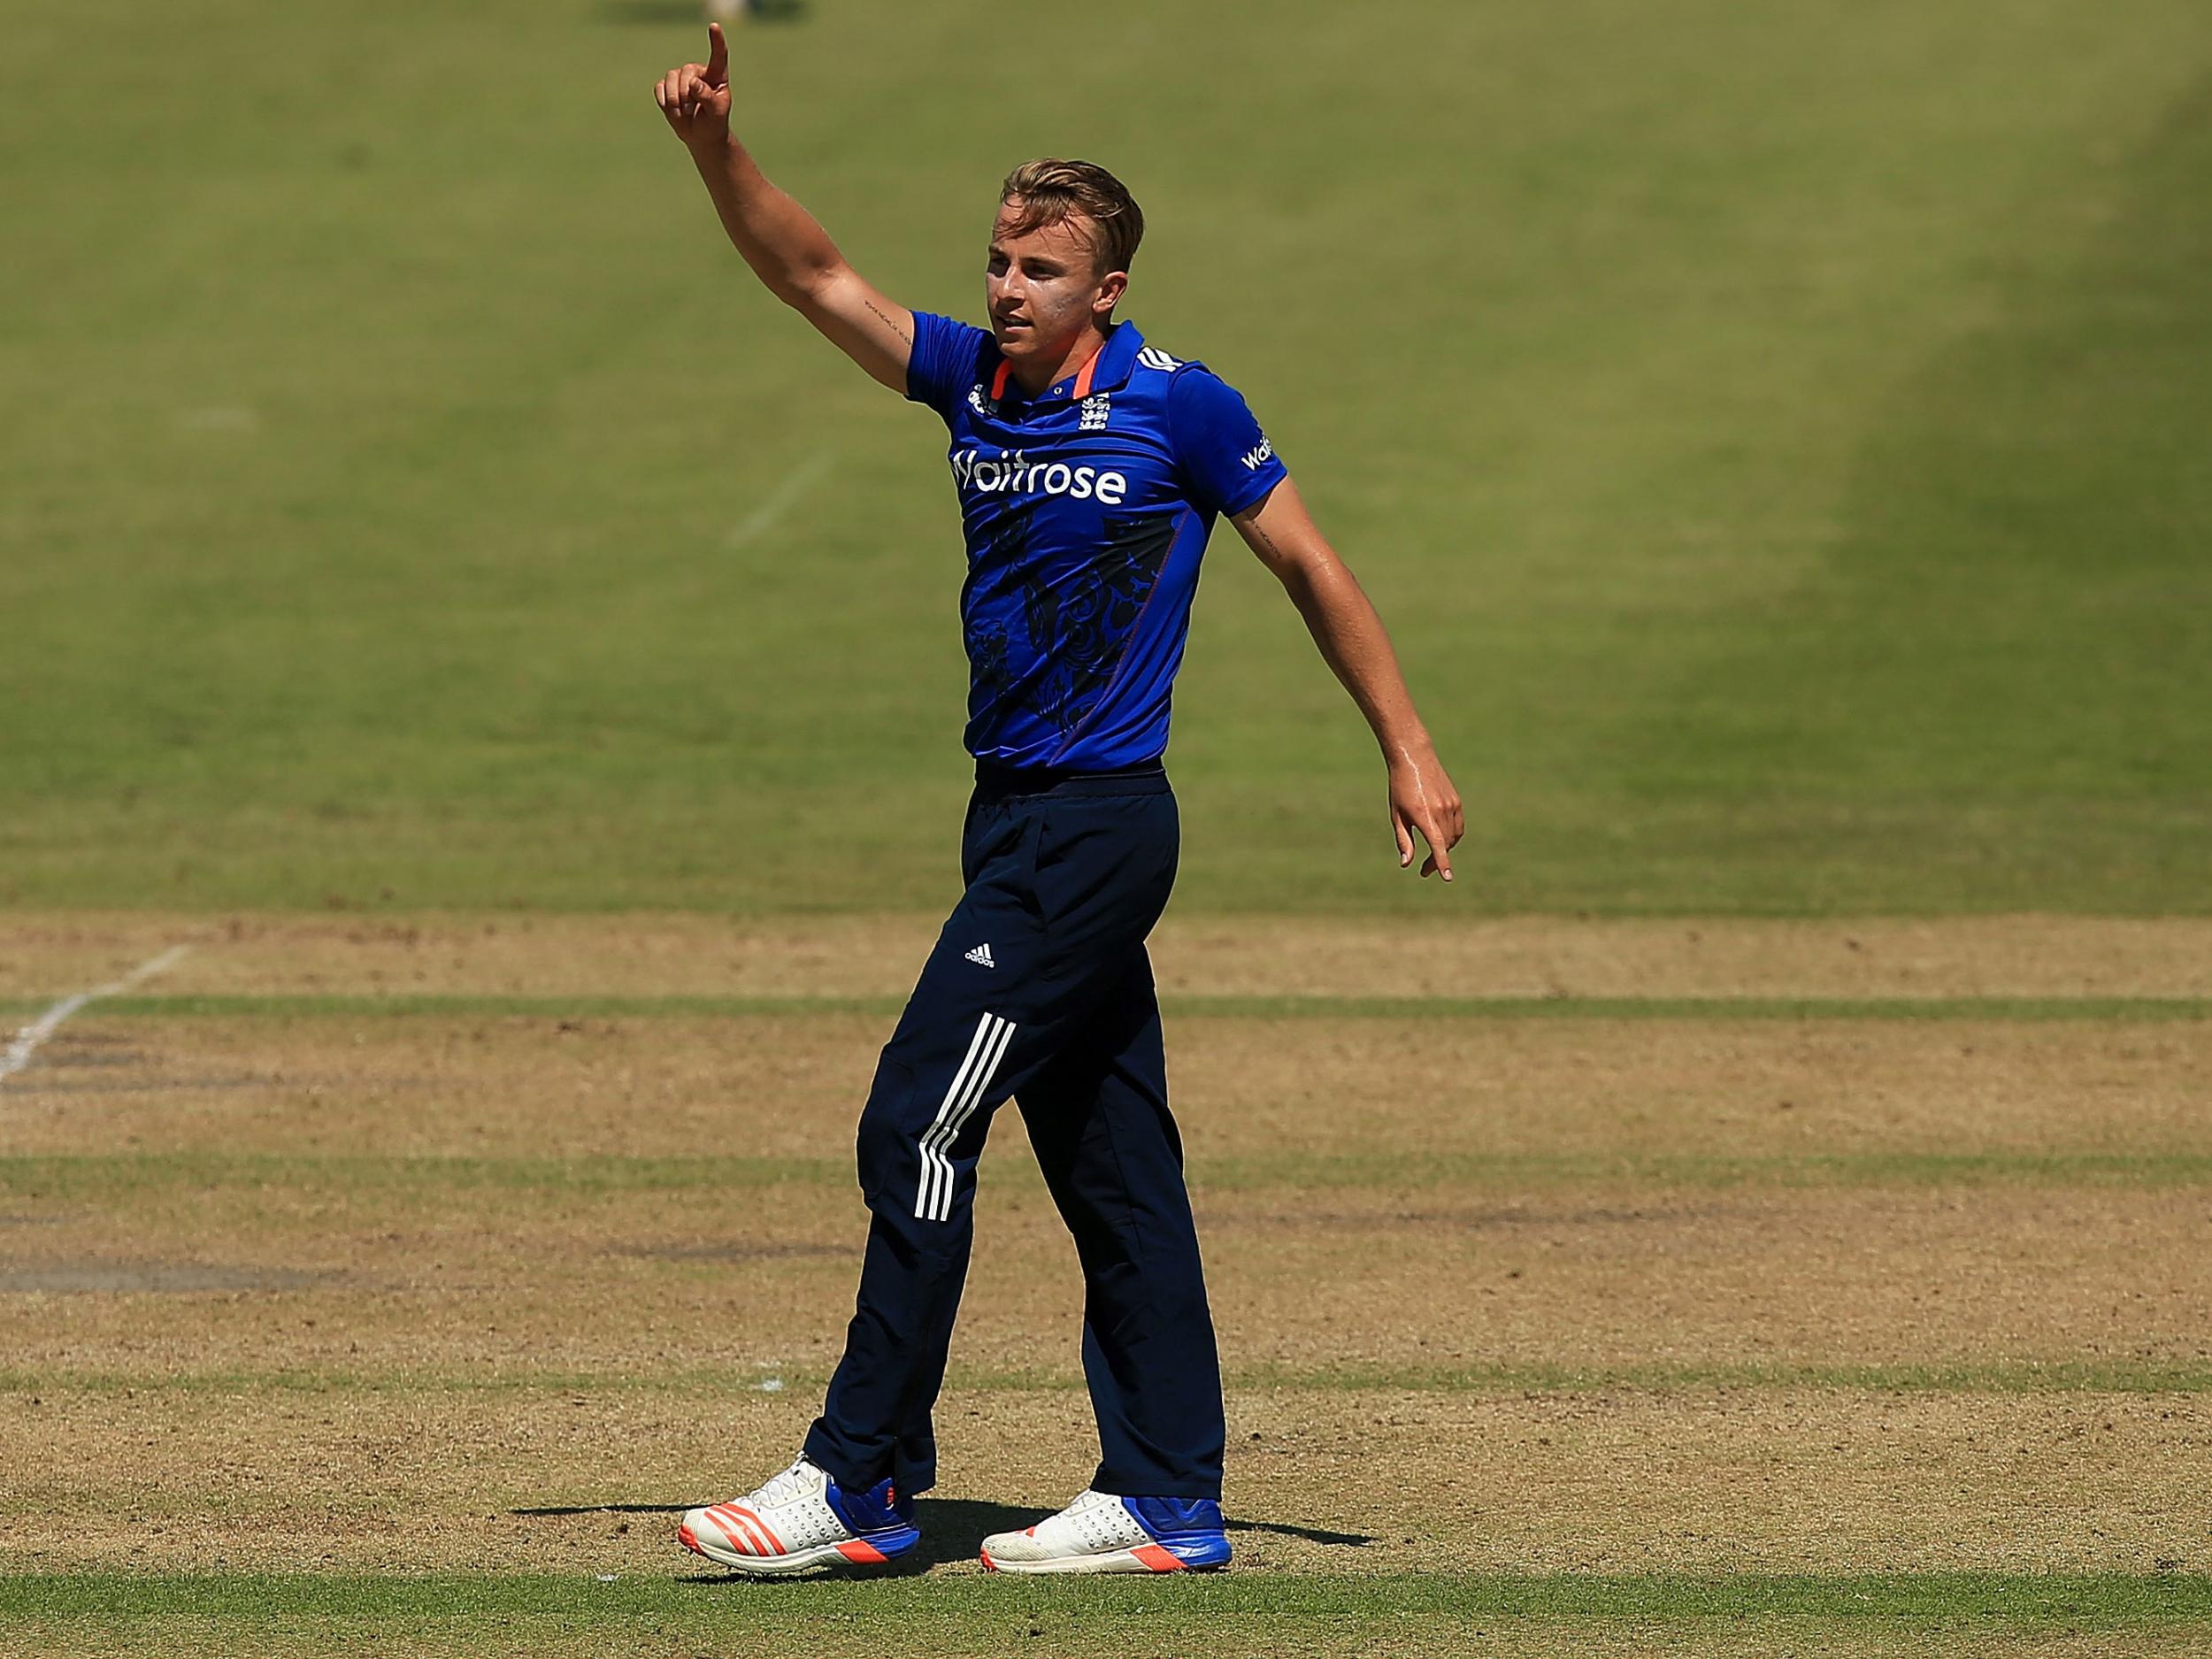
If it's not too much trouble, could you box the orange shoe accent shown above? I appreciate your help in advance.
[707,1504,777,1556]
[678,1521,701,1555]
[835,1538,889,1563]
[701,1506,746,1553]
[1130,1543,1186,1572]
[737,1506,788,1555]
[979,1548,999,1571]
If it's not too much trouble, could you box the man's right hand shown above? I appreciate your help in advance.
[649,21,915,394]
[655,22,732,151]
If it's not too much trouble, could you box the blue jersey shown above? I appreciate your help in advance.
[906,312,1289,769]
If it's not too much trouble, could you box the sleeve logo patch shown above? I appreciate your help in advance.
[1240,436,1275,471]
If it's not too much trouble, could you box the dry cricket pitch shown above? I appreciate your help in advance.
[2,914,2208,1652]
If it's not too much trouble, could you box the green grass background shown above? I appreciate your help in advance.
[4,0,2208,916]
[6,1572,2210,1659]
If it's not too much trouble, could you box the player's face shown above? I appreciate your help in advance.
[986,204,1126,365]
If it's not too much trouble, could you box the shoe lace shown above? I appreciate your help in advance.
[746,1456,820,1509]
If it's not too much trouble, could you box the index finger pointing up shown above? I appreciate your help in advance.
[706,20,729,83]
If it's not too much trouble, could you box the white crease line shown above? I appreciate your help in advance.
[727,452,834,549]
[0,945,192,1085]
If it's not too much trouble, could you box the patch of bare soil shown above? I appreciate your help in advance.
[3,1167,2207,1381]
[5,1014,2209,1379]
[0,1264,332,1294]
[4,1011,887,1158]
[6,913,2212,1002]
[1,1383,2201,1578]
[10,1015,2209,1164]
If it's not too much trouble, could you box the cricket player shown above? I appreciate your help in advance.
[655,24,1463,1575]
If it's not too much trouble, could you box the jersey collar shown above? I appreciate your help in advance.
[988,320,1146,404]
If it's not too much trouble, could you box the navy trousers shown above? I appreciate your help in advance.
[802,761,1225,1502]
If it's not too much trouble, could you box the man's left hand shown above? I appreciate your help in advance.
[1388,746,1464,883]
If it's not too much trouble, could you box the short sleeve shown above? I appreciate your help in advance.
[906,311,992,423]
[1167,367,1288,518]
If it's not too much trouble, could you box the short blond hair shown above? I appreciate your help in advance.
[998,158,1144,279]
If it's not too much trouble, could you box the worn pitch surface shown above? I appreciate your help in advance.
[8,912,2212,1002]
[4,916,2208,1615]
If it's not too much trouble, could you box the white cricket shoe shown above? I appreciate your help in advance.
[679,1455,919,1576]
[979,1489,1231,1574]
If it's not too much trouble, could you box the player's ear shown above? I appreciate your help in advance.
[1092,270,1129,319]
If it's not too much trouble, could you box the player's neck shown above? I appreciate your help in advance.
[1011,324,1111,398]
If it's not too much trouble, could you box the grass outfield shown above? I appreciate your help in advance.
[5,0,2211,913]
[5,1573,2211,1658]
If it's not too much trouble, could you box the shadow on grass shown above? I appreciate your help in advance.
[521,1497,1375,1567]
[517,1496,1044,1574]
[1229,1517,1376,1548]
[513,1502,692,1516]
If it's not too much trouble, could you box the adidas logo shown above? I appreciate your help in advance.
[964,944,995,968]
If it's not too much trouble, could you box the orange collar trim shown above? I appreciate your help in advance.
[989,337,1109,404]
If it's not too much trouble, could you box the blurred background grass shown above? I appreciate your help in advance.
[3,0,2207,913]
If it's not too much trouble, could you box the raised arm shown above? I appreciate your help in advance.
[1233,480,1466,882]
[655,24,913,393]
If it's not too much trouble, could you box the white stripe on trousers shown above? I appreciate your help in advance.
[914,1011,1017,1222]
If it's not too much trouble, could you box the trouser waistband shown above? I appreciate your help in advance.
[971,757,1169,801]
